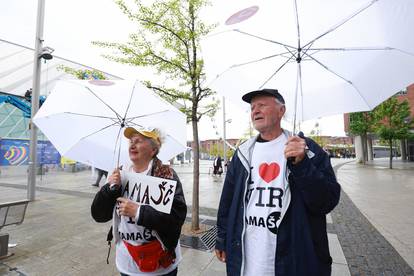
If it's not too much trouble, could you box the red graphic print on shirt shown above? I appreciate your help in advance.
[258,162,280,183]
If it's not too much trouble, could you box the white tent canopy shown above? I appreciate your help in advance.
[0,38,122,97]
[0,38,123,140]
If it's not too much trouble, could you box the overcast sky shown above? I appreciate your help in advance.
[0,0,346,140]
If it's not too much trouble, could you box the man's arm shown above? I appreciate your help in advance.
[215,152,238,260]
[287,138,341,215]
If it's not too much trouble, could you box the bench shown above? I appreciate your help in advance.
[0,200,29,259]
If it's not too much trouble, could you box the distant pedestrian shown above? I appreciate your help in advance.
[92,168,108,187]
[213,155,223,176]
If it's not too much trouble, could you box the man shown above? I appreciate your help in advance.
[91,127,187,276]
[215,89,340,276]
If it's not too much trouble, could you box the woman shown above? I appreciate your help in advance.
[91,127,187,276]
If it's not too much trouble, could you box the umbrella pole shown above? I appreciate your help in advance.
[293,49,304,136]
[116,133,122,169]
[297,61,304,135]
[116,143,121,169]
[293,64,300,135]
[114,125,124,170]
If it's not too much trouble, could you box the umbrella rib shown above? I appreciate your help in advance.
[230,51,293,69]
[303,53,372,109]
[206,51,295,88]
[83,86,123,122]
[75,121,119,144]
[293,0,302,50]
[307,46,395,52]
[126,121,144,129]
[302,0,379,49]
[63,121,120,163]
[395,48,414,58]
[63,112,119,120]
[307,47,414,59]
[234,29,296,50]
[122,81,138,122]
[125,109,170,121]
[259,56,295,89]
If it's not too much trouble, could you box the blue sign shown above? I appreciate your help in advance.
[0,139,61,166]
[37,140,61,165]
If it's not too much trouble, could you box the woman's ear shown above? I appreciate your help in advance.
[152,144,160,158]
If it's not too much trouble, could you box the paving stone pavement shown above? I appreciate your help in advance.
[331,160,414,276]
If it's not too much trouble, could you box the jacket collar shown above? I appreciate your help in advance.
[237,129,291,170]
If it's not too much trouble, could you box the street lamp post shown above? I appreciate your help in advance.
[28,0,46,201]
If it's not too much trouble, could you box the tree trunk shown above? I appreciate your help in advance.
[354,135,365,164]
[400,139,407,161]
[362,134,369,163]
[358,134,368,164]
[389,139,393,169]
[189,1,200,231]
[191,118,200,231]
[367,136,373,160]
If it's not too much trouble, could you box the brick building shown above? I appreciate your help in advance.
[188,138,239,157]
[344,84,414,161]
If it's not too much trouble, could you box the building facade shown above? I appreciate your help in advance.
[188,138,239,159]
[344,84,414,161]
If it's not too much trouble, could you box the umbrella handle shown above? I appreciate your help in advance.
[110,165,123,192]
[287,131,305,163]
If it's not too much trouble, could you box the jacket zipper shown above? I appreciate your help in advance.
[237,145,253,276]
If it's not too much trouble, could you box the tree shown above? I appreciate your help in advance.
[93,0,217,230]
[57,65,106,80]
[214,143,223,157]
[348,111,376,164]
[309,122,324,147]
[225,146,234,161]
[373,97,413,169]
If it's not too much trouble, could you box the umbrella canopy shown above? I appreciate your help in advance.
[33,79,187,171]
[202,0,414,128]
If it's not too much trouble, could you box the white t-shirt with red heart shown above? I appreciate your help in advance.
[243,134,288,276]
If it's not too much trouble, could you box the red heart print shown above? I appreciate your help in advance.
[259,162,280,183]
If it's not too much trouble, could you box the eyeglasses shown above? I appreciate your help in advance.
[129,137,145,145]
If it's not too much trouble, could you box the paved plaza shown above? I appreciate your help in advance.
[0,158,413,275]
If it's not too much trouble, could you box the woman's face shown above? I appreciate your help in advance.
[128,133,156,164]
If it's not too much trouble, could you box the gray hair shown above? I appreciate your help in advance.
[148,137,161,157]
[274,97,285,106]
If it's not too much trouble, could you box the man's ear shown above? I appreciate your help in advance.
[280,105,286,116]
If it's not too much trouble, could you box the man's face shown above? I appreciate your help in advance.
[250,95,285,134]
[128,133,156,163]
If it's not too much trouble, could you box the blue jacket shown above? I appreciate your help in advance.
[216,132,340,276]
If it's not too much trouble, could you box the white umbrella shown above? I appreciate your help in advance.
[33,79,187,171]
[202,0,414,130]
